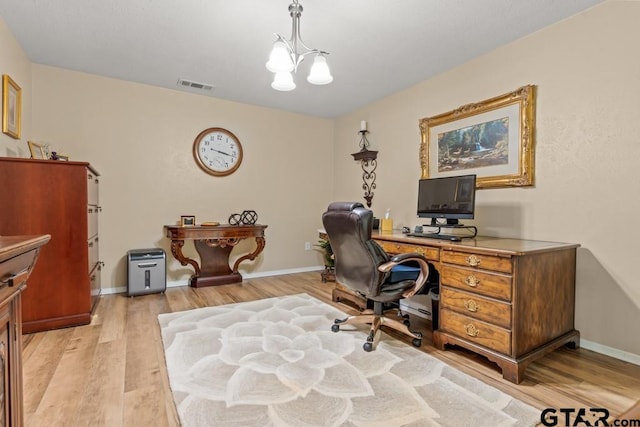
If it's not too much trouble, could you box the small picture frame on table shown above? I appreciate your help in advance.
[181,215,196,226]
[27,141,47,159]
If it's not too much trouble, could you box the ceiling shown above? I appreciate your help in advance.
[0,0,603,118]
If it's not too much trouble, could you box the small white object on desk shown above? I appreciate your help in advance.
[360,120,367,131]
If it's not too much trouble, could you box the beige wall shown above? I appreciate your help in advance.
[0,16,32,156]
[27,65,334,288]
[334,1,640,356]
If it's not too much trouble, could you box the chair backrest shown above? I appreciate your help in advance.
[322,202,390,297]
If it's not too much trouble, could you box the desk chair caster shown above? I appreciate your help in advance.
[364,333,375,352]
[331,320,378,352]
[398,311,411,326]
[412,334,423,348]
[361,334,420,352]
[332,319,423,349]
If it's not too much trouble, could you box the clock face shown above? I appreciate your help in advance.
[193,127,243,176]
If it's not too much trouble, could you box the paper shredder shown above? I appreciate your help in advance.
[127,248,166,296]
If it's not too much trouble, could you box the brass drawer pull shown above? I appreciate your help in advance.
[466,255,481,266]
[464,299,479,312]
[416,248,425,256]
[464,275,480,287]
[464,324,479,337]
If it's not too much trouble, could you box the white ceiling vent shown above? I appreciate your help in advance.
[177,79,215,93]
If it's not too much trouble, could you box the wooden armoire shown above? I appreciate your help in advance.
[0,157,102,333]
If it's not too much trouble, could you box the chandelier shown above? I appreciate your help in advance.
[266,0,333,91]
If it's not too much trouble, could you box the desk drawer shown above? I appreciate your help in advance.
[440,264,512,301]
[440,309,511,354]
[441,250,512,274]
[0,251,35,289]
[376,241,440,261]
[440,287,511,329]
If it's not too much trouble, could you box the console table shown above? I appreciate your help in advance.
[164,224,267,287]
[366,232,580,384]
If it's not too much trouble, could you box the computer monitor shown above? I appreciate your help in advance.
[417,174,476,226]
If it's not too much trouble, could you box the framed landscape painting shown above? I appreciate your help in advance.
[419,85,536,189]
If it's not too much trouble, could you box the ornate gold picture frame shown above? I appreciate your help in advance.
[2,74,22,139]
[419,85,536,189]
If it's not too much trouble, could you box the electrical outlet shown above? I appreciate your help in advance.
[305,242,311,250]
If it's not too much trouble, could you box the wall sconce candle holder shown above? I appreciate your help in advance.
[351,129,378,207]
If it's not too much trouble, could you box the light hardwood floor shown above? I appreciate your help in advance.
[22,272,640,426]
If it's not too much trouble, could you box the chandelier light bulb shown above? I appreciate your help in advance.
[307,54,333,85]
[271,71,296,91]
[266,40,294,73]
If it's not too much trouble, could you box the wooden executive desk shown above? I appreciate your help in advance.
[368,232,580,384]
[164,224,267,287]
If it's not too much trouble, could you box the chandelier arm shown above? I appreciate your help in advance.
[293,10,314,53]
[274,33,292,51]
[294,29,329,57]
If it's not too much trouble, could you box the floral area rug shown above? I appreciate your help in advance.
[158,293,540,426]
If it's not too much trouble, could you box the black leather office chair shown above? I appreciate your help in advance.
[322,202,430,351]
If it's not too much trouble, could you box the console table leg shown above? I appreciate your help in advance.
[231,237,266,273]
[170,240,200,275]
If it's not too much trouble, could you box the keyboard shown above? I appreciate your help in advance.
[406,232,462,242]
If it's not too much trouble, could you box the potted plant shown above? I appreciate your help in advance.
[315,239,335,282]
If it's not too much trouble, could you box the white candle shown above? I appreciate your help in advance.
[360,120,367,131]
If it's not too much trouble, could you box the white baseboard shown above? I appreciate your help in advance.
[99,267,640,367]
[580,339,640,367]
[99,265,325,295]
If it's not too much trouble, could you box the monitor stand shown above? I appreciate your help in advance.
[429,218,467,227]
[421,220,478,240]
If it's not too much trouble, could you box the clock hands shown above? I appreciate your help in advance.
[210,148,236,158]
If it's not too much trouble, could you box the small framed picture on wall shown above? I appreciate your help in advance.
[2,74,21,139]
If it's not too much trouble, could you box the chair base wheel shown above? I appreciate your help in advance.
[331,324,340,333]
[412,338,422,347]
[363,342,373,352]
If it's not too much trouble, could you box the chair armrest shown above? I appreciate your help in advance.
[378,253,430,298]
[388,252,425,265]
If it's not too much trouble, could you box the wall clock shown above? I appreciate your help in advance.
[192,127,243,176]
